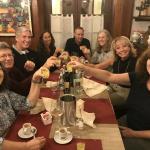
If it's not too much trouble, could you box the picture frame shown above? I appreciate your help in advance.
[0,0,32,36]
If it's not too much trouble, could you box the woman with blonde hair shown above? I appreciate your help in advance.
[89,36,137,117]
[69,48,150,150]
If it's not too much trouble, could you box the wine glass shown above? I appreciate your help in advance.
[83,60,92,79]
[52,99,64,128]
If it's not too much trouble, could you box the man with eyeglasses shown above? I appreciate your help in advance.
[0,41,32,96]
[0,42,54,96]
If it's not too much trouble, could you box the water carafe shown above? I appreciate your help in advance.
[60,94,76,126]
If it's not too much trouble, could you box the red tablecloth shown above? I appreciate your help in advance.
[5,72,115,150]
[5,112,51,142]
[84,98,117,124]
[45,138,102,150]
[40,88,60,99]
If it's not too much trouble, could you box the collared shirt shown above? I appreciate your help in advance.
[12,45,29,55]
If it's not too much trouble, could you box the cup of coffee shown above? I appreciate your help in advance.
[58,128,69,140]
[22,123,32,135]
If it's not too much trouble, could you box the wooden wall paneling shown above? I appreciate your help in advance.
[31,0,45,50]
[44,0,51,31]
[104,0,113,34]
[121,0,135,37]
[112,0,123,37]
[0,36,15,48]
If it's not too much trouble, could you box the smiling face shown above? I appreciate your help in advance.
[74,28,84,44]
[42,32,52,47]
[0,66,4,85]
[147,59,150,75]
[97,32,107,47]
[16,30,32,50]
[115,39,131,60]
[0,48,14,69]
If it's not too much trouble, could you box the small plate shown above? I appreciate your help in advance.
[54,131,73,144]
[18,126,37,139]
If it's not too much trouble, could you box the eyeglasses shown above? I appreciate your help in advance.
[0,54,14,59]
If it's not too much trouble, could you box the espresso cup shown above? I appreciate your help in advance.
[22,123,32,135]
[58,128,69,140]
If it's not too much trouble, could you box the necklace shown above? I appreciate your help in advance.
[117,58,131,73]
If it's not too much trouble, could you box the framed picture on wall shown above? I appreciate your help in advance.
[0,0,32,36]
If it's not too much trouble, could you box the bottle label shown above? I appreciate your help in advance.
[64,82,69,88]
[67,64,73,72]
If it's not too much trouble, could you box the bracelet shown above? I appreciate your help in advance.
[32,79,42,84]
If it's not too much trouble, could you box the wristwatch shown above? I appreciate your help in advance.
[0,137,4,145]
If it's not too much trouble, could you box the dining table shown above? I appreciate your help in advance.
[5,71,125,150]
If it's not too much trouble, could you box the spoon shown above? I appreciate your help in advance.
[31,128,36,139]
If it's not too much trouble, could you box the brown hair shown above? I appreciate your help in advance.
[135,48,150,83]
[0,42,10,50]
[74,27,84,32]
[111,36,136,61]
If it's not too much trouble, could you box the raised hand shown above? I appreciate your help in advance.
[24,60,35,72]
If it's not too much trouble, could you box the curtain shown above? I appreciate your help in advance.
[51,14,74,48]
[80,15,104,53]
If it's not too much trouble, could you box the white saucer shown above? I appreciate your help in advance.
[54,131,73,144]
[18,126,37,139]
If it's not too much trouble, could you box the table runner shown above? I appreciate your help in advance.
[5,112,51,141]
[45,138,102,150]
[84,98,117,124]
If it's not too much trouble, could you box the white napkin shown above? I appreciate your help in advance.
[82,78,108,97]
[30,99,45,114]
[76,99,96,128]
[41,97,57,112]
[82,111,96,128]
[46,81,58,88]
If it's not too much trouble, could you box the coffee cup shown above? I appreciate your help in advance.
[58,128,69,140]
[22,123,32,135]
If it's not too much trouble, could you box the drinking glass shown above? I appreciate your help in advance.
[84,60,92,78]
[52,99,64,128]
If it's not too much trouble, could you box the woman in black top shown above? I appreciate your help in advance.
[36,31,62,67]
[91,36,137,109]
[69,48,150,150]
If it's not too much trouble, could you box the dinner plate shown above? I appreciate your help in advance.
[54,131,73,144]
[18,126,37,139]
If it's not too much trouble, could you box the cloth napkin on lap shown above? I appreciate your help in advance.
[82,78,108,97]
[30,99,45,114]
[42,97,57,112]
[76,99,96,128]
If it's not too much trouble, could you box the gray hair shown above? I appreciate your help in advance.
[0,42,10,50]
[15,26,31,37]
[96,29,112,53]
